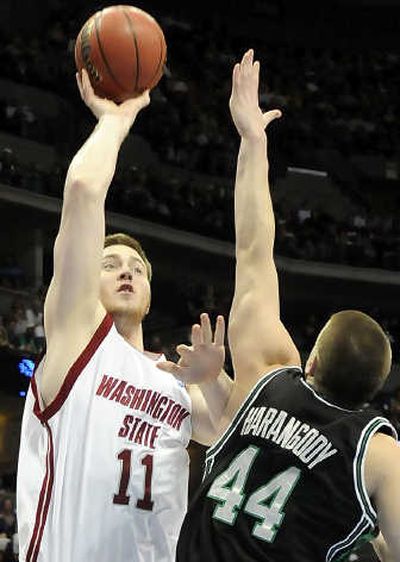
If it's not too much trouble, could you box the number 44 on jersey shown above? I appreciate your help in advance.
[207,446,301,542]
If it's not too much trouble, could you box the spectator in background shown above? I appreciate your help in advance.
[33,314,45,354]
[0,148,19,187]
[0,255,25,290]
[0,318,9,348]
[25,295,45,354]
[297,200,312,224]
[0,499,16,538]
[7,304,27,350]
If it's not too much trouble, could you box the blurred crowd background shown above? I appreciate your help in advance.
[0,0,400,560]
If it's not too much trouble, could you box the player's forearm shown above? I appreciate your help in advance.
[196,369,234,431]
[65,114,131,200]
[234,134,275,258]
[230,133,278,325]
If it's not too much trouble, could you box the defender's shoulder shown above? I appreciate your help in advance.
[365,432,400,495]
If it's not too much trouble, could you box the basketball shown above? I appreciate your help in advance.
[74,5,167,103]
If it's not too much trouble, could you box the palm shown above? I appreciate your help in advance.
[229,50,281,139]
[76,69,150,121]
[177,340,225,384]
[157,314,226,385]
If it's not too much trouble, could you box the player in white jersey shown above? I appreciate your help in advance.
[17,70,232,562]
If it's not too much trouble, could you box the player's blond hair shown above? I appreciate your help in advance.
[104,233,152,281]
[312,310,391,408]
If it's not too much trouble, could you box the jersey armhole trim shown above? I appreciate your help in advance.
[206,365,302,462]
[353,417,398,526]
[31,313,113,422]
[326,516,372,562]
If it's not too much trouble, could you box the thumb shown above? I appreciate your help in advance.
[121,89,150,112]
[157,361,192,384]
[136,89,151,109]
[156,361,177,374]
[263,109,282,128]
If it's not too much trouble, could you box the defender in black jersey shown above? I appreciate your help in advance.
[177,367,397,561]
[176,51,400,562]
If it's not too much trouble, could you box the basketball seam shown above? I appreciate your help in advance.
[150,29,166,88]
[75,33,82,69]
[94,12,126,93]
[121,7,140,92]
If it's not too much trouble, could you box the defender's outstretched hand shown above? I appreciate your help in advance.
[157,314,225,385]
[229,49,281,140]
[76,69,150,125]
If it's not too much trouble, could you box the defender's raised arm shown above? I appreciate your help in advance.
[228,50,300,390]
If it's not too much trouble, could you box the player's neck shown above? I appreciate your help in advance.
[112,312,144,352]
[306,377,361,410]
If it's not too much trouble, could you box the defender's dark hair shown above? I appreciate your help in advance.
[313,310,391,408]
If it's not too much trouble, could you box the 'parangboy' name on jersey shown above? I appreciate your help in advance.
[240,405,337,469]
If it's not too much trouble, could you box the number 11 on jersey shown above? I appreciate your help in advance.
[113,449,154,511]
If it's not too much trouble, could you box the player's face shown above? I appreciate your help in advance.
[100,245,151,322]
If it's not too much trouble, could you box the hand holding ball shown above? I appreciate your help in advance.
[75,5,167,103]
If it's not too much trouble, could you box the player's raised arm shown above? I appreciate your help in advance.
[228,50,300,389]
[42,71,150,405]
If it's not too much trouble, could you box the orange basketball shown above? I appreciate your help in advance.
[75,5,167,103]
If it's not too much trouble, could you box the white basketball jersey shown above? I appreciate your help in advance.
[17,315,192,562]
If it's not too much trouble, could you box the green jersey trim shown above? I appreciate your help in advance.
[326,416,397,561]
[326,516,376,562]
[353,417,398,525]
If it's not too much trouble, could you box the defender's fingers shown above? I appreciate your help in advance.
[242,49,254,72]
[201,313,213,344]
[214,315,225,346]
[157,361,192,383]
[231,63,240,95]
[176,345,193,363]
[241,48,253,66]
[191,324,202,347]
[157,361,183,377]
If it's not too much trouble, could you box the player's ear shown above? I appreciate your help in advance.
[305,351,318,381]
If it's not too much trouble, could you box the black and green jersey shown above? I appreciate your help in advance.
[177,367,397,562]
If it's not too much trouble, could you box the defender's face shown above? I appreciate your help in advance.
[100,245,151,321]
